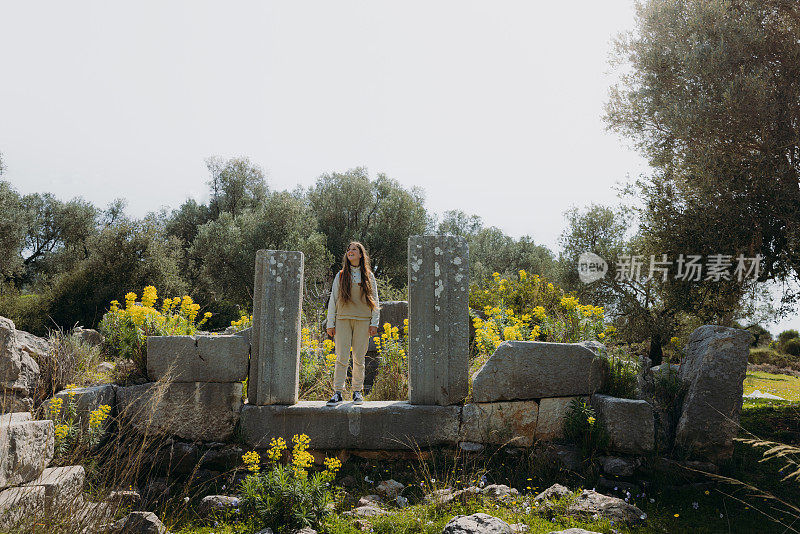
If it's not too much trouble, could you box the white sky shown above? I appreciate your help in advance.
[0,1,795,334]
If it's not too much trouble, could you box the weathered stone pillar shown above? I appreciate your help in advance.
[407,235,469,405]
[249,250,304,405]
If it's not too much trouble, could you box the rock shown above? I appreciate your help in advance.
[547,529,603,534]
[539,443,582,472]
[0,412,30,423]
[240,401,460,449]
[459,442,485,453]
[249,249,304,405]
[396,495,409,507]
[21,465,85,515]
[198,495,240,516]
[408,235,469,406]
[0,393,33,414]
[293,529,317,534]
[343,504,388,517]
[199,444,244,471]
[425,487,480,505]
[534,483,571,502]
[675,325,752,462]
[141,477,172,505]
[471,341,608,402]
[146,335,249,383]
[0,317,40,396]
[460,401,538,446]
[0,418,54,489]
[255,528,274,534]
[376,479,404,499]
[153,441,200,475]
[596,477,640,497]
[106,489,142,509]
[481,484,518,500]
[598,456,640,477]
[591,395,655,454]
[14,329,49,361]
[97,361,116,375]
[73,327,103,347]
[509,524,529,533]
[442,513,514,534]
[54,384,116,427]
[357,495,382,506]
[116,382,242,442]
[112,511,167,533]
[536,397,587,441]
[0,485,46,531]
[566,490,645,524]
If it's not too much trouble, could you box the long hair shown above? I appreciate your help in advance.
[338,241,379,312]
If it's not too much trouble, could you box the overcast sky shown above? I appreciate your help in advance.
[1,1,795,333]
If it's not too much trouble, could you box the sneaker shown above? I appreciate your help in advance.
[326,392,343,406]
[352,391,364,405]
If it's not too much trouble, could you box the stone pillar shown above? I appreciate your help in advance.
[407,235,469,405]
[249,250,304,405]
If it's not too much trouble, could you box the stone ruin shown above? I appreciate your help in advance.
[0,235,754,525]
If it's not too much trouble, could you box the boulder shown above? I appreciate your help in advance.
[535,397,587,441]
[22,465,85,515]
[0,393,33,414]
[73,327,103,347]
[598,456,640,477]
[106,489,142,510]
[471,341,608,402]
[199,444,244,471]
[591,394,654,454]
[116,382,242,442]
[547,530,603,534]
[0,418,54,489]
[153,441,200,475]
[54,384,115,427]
[0,317,40,396]
[146,335,249,383]
[376,479,404,499]
[442,513,514,534]
[675,325,752,462]
[481,484,518,500]
[566,490,645,524]
[198,495,240,516]
[533,483,571,503]
[14,329,50,361]
[240,401,460,449]
[460,401,538,446]
[343,504,388,517]
[0,485,46,531]
[108,511,167,533]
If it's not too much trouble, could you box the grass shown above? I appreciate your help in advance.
[743,371,800,402]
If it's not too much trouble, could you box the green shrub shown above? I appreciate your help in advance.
[750,348,795,367]
[778,329,799,345]
[36,330,105,402]
[600,348,639,399]
[239,435,341,534]
[562,398,609,457]
[783,338,800,357]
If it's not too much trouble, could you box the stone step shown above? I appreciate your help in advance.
[241,401,461,449]
[0,485,46,531]
[0,419,54,490]
[22,465,85,515]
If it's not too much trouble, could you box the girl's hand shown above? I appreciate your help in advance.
[369,325,378,336]
[327,327,335,338]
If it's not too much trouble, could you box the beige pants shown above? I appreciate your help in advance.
[333,318,370,392]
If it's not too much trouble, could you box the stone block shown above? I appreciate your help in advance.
[0,419,54,490]
[147,335,249,382]
[408,235,469,405]
[0,393,33,414]
[591,394,654,454]
[675,325,752,462]
[0,317,40,396]
[249,250,304,405]
[471,341,608,402]
[0,485,45,531]
[240,401,461,449]
[536,397,588,441]
[54,384,116,427]
[22,465,85,515]
[460,401,538,446]
[116,382,242,442]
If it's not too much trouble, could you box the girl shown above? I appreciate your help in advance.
[326,241,380,405]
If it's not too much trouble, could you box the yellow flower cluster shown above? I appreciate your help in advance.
[107,286,210,333]
[323,456,342,474]
[291,433,314,478]
[54,424,70,441]
[323,339,337,369]
[560,296,580,311]
[267,437,287,462]
[49,397,63,420]
[88,405,112,432]
[242,450,261,472]
[230,314,252,330]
